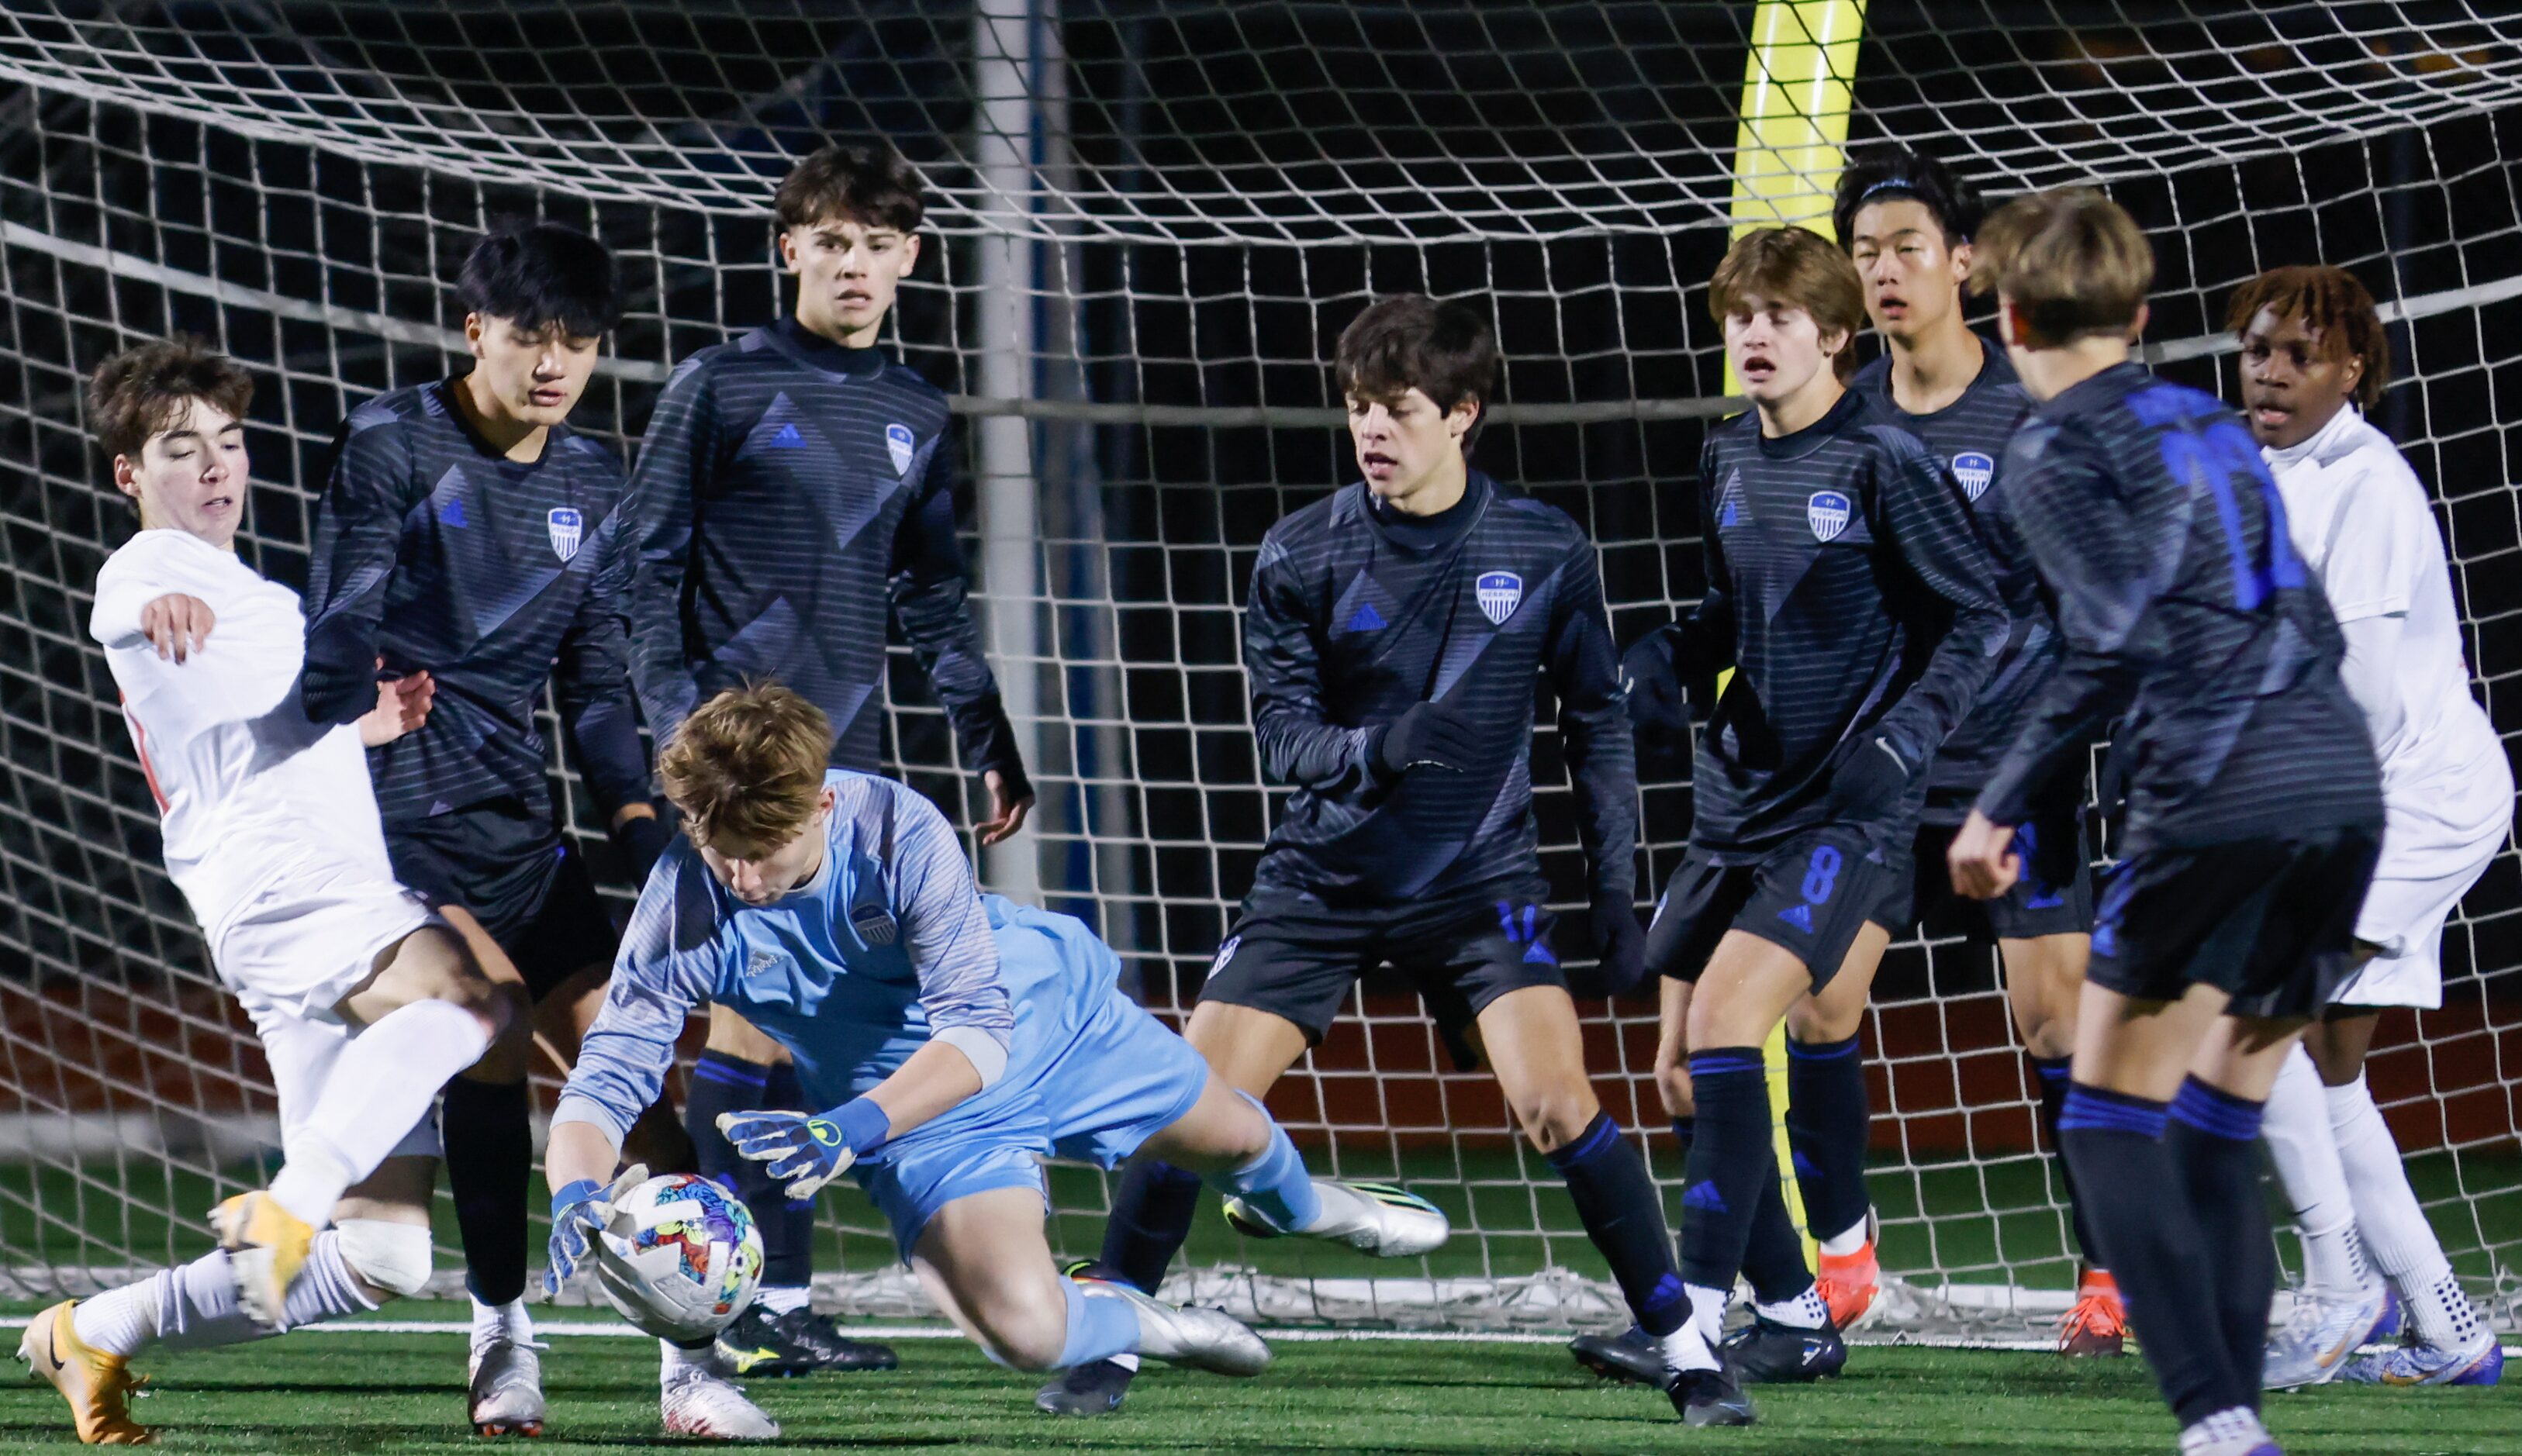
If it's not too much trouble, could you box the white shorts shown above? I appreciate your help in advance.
[2334,830,2504,1009]
[210,861,437,1023]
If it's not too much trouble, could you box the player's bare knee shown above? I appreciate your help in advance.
[966,1291,1069,1371]
[1785,996,1860,1045]
[1509,1085,1599,1154]
[334,1218,434,1302]
[462,982,537,1082]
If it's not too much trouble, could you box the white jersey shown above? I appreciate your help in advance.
[90,529,399,953]
[2264,407,2511,875]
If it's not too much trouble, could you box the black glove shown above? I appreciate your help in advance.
[1826,735,1914,820]
[1373,701,1480,778]
[611,805,679,884]
[1621,630,1689,737]
[1563,899,1648,999]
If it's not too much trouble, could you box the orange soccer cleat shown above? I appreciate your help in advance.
[1813,1213,1882,1332]
[16,1299,154,1445]
[2059,1268,2129,1357]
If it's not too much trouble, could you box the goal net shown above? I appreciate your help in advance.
[2,1,2517,1338]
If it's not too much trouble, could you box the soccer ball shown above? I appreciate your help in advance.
[592,1173,765,1342]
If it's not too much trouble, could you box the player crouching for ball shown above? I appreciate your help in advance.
[541,683,1448,1439]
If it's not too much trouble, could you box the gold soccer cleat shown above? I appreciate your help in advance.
[17,1299,154,1445]
[211,1190,315,1328]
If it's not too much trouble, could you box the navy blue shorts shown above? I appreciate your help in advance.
[385,797,615,1000]
[1883,809,2095,943]
[2088,826,2380,1019]
[1646,826,1905,993]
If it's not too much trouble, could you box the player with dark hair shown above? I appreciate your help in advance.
[1951,191,2385,1456]
[1601,226,2006,1392]
[2234,266,2507,1389]
[299,221,674,1435]
[1839,145,2124,1354]
[620,139,1027,1376]
[1045,292,1741,1424]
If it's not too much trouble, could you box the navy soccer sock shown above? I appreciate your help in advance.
[1097,1159,1205,1296]
[1743,1151,1818,1306]
[1676,1047,1773,1294]
[755,1061,821,1289]
[2032,1054,2106,1271]
[685,1053,803,1290]
[1785,1033,1871,1245]
[442,1075,530,1306]
[1668,1117,1695,1170]
[2058,1082,2247,1425]
[2168,1076,2274,1405]
[1548,1113,1691,1338]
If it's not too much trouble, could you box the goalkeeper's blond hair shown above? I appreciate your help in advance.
[659,683,834,850]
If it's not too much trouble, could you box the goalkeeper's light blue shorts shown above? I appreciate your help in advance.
[855,905,1211,1261]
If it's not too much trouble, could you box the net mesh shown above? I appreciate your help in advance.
[2,0,2518,1336]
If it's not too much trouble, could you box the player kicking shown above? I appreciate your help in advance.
[25,339,518,1445]
[301,222,682,1434]
[1604,227,2006,1394]
[1051,294,1734,1424]
[1838,147,2122,1352]
[621,140,1028,1376]
[541,684,1445,1438]
[1951,193,2386,1456]
[2231,266,2510,1390]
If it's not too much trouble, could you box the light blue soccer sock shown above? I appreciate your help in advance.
[1055,1275,1143,1368]
[1210,1122,1321,1233]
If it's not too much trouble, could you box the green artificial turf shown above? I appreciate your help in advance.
[0,1326,2510,1454]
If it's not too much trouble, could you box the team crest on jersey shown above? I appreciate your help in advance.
[850,902,899,947]
[1476,571,1523,625]
[886,422,916,476]
[1210,936,1242,976]
[1952,451,1995,502]
[1806,490,1852,542]
[547,506,583,561]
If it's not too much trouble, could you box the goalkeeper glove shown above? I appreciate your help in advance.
[717,1099,892,1200]
[543,1163,645,1296]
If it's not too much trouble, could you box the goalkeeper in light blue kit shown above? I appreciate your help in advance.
[542,683,1446,1439]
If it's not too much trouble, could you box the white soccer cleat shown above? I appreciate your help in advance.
[2264,1283,2394,1389]
[659,1362,780,1440]
[468,1337,547,1437]
[1088,1282,1271,1377]
[1225,1178,1449,1258]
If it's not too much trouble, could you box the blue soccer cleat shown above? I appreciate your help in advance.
[2339,1330,2503,1387]
[2264,1283,2396,1389]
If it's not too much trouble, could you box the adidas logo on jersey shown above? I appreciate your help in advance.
[1344,602,1386,633]
[767,422,807,449]
[437,495,468,528]
[745,947,784,976]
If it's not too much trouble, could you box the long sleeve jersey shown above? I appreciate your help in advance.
[1850,337,2065,823]
[1242,471,1637,910]
[620,319,1022,786]
[1977,363,2382,854]
[300,381,648,826]
[1654,388,2009,859]
[552,770,1028,1151]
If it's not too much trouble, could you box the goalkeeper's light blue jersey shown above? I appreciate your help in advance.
[554,769,1068,1151]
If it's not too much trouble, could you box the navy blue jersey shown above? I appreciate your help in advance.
[302,380,648,826]
[1852,336,2061,823]
[1243,472,1636,910]
[1660,388,2009,859]
[1977,363,2382,854]
[621,319,1022,785]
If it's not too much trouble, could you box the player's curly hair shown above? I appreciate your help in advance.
[1708,226,1867,380]
[86,334,254,463]
[1832,144,1988,250]
[774,141,925,235]
[1969,188,2154,347]
[2225,264,2391,409]
[660,682,835,850]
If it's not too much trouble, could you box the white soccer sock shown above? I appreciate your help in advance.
[1659,1319,1721,1375]
[271,999,489,1227]
[755,1285,811,1317]
[1753,1285,1829,1330]
[2178,1406,2268,1453]
[71,1235,380,1358]
[660,1337,720,1380]
[471,1293,535,1351]
[1817,1220,1869,1259]
[2261,1046,2371,1295]
[1684,1282,1728,1347]
[2327,1071,2463,1345]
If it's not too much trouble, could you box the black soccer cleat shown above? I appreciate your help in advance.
[1035,1356,1138,1416]
[1666,1358,1758,1427]
[1568,1324,1664,1386]
[715,1303,900,1377]
[1718,1311,1847,1384]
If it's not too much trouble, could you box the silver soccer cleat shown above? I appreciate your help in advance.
[468,1337,548,1437]
[1223,1178,1450,1258]
[1087,1282,1271,1377]
[660,1361,780,1440]
[2264,1283,2394,1390]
